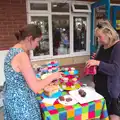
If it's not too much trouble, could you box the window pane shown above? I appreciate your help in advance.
[73,17,87,52]
[52,15,69,55]
[31,16,49,56]
[74,5,88,10]
[30,3,48,11]
[51,3,69,12]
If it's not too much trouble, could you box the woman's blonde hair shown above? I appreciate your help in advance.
[95,20,119,47]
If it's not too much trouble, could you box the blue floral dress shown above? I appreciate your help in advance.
[3,48,41,120]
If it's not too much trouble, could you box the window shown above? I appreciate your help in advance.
[73,17,87,52]
[72,3,91,13]
[52,15,70,55]
[30,3,48,11]
[74,5,88,10]
[30,16,49,56]
[28,1,49,13]
[51,3,69,12]
[27,0,90,60]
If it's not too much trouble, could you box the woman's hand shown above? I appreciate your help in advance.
[49,72,62,82]
[86,60,100,68]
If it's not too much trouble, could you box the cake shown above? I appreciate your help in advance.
[44,83,59,97]
[59,96,72,102]
[63,67,78,75]
[66,97,72,102]
[59,96,65,101]
[40,73,52,80]
[36,61,60,79]
[59,67,79,89]
[47,61,59,73]
[78,89,86,97]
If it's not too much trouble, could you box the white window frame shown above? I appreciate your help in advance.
[71,14,90,56]
[27,0,49,14]
[51,1,70,13]
[26,0,91,61]
[28,13,52,60]
[72,3,91,13]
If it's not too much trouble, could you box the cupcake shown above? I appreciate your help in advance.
[69,70,74,75]
[59,96,65,101]
[71,85,75,89]
[52,67,58,72]
[62,85,66,89]
[72,78,77,82]
[71,67,75,71]
[48,65,52,69]
[51,61,55,64]
[66,97,72,102]
[78,89,86,97]
[65,67,69,71]
[48,69,52,73]
[63,77,68,83]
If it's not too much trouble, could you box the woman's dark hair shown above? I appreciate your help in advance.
[15,24,42,41]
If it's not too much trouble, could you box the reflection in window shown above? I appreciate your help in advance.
[73,17,86,52]
[31,16,49,56]
[52,15,69,55]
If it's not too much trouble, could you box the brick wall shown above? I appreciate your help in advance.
[0,0,87,75]
[0,0,27,50]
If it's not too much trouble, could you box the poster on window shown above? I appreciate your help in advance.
[95,5,106,25]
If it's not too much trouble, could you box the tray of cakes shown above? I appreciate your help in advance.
[59,67,81,90]
[35,60,60,80]
[61,67,79,75]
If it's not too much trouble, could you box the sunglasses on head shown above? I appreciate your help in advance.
[96,23,103,29]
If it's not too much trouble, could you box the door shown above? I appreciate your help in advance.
[90,0,110,55]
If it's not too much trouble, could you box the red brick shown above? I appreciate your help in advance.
[0,0,26,50]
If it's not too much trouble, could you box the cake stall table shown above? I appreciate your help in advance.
[35,62,109,120]
[36,91,109,120]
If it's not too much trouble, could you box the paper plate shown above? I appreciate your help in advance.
[69,87,103,104]
[40,90,62,99]
[60,83,81,91]
[58,95,78,106]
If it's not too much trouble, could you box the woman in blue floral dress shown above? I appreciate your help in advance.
[3,24,61,120]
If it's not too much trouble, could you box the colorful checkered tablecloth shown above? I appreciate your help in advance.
[37,92,109,120]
